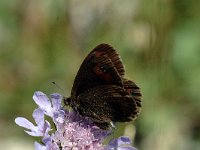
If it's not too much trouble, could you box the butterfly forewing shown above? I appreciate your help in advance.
[89,44,125,77]
[71,44,124,99]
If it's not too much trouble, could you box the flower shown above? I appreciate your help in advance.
[15,91,137,150]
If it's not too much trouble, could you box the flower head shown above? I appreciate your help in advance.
[15,91,137,150]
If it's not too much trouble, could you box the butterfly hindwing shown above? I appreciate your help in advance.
[76,85,138,126]
[123,79,142,115]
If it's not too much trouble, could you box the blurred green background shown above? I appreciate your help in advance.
[0,0,200,149]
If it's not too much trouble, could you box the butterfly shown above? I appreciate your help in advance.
[65,44,142,129]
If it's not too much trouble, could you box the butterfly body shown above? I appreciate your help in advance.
[66,44,142,129]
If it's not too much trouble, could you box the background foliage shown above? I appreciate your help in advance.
[0,0,200,149]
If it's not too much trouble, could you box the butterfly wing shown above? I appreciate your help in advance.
[71,44,124,99]
[76,85,138,126]
[123,79,142,115]
[89,44,125,77]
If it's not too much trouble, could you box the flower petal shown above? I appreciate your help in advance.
[26,120,51,137]
[46,141,60,150]
[42,136,52,145]
[15,117,45,137]
[33,91,51,109]
[33,91,53,116]
[35,142,46,150]
[25,130,43,136]
[107,136,135,150]
[118,147,137,150]
[43,120,51,136]
[15,117,36,130]
[53,110,65,124]
[33,108,44,126]
[118,136,132,146]
[51,93,62,111]
[107,138,118,148]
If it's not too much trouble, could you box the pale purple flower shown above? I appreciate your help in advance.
[106,136,137,150]
[15,91,137,150]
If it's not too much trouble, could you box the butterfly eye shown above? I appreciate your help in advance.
[100,66,108,73]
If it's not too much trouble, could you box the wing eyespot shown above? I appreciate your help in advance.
[100,66,108,73]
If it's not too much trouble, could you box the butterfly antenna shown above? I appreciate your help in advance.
[52,81,70,109]
[52,81,66,96]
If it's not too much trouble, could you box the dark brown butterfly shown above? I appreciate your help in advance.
[65,44,142,129]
